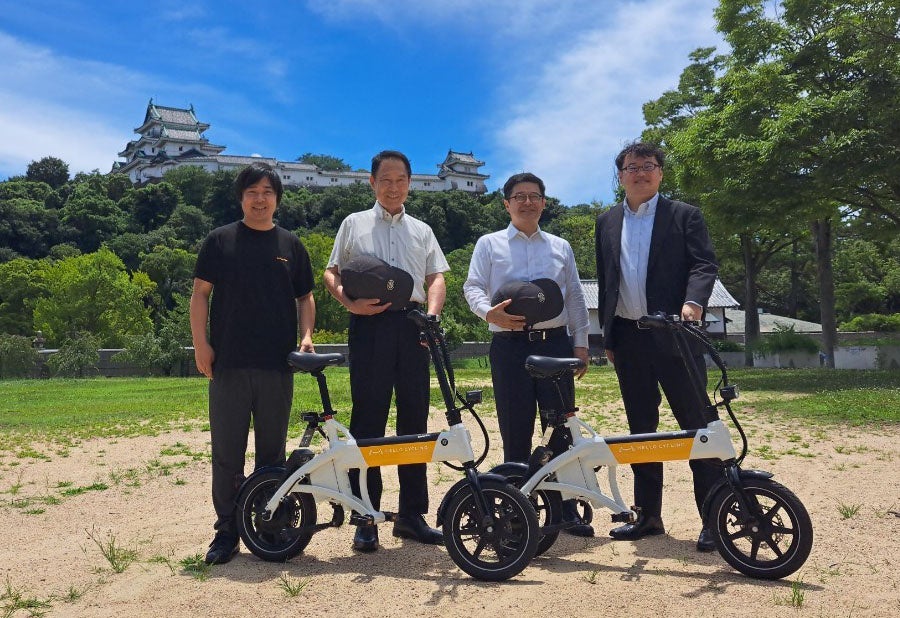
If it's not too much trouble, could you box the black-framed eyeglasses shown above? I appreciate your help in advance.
[621,162,661,173]
[509,193,545,204]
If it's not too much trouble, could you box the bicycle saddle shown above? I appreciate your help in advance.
[524,355,585,379]
[287,351,345,373]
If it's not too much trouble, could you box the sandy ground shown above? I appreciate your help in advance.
[2,407,898,618]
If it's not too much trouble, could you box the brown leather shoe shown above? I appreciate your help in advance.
[392,514,443,545]
[609,515,665,540]
[352,524,379,552]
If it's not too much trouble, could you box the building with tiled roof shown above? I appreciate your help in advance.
[112,100,489,193]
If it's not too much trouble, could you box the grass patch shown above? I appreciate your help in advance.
[0,367,897,450]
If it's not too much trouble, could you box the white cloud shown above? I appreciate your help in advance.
[491,0,722,205]
[0,32,148,178]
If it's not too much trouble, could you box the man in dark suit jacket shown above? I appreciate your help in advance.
[595,141,720,552]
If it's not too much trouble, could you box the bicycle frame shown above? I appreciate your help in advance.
[261,412,476,525]
[520,414,737,520]
[514,313,743,524]
[260,310,479,525]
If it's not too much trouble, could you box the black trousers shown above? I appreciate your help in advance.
[347,310,431,514]
[610,317,720,519]
[208,368,293,533]
[490,331,576,464]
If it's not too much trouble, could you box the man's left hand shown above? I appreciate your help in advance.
[574,347,589,379]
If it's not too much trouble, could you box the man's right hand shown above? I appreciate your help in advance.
[194,341,215,379]
[486,298,526,330]
[346,296,391,316]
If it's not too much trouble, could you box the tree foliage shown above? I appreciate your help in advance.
[297,153,351,171]
[26,156,69,189]
[32,248,155,347]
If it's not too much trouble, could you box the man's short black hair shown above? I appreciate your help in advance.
[615,141,665,170]
[502,172,546,199]
[371,150,412,177]
[234,162,283,203]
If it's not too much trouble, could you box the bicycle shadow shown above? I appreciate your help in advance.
[528,533,823,596]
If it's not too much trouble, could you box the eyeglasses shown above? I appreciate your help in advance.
[509,193,545,204]
[621,162,661,173]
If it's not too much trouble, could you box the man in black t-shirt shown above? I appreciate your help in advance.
[190,162,316,565]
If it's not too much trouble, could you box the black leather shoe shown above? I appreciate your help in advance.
[561,500,594,537]
[392,514,443,545]
[696,528,715,552]
[352,524,379,552]
[609,515,665,540]
[204,531,239,565]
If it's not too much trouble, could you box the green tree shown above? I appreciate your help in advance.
[115,294,192,376]
[297,153,351,171]
[26,156,69,189]
[157,203,211,250]
[201,169,240,229]
[298,232,346,335]
[0,197,64,259]
[120,182,181,232]
[0,179,53,202]
[32,248,155,347]
[139,246,196,312]
[0,257,49,335]
[440,244,489,344]
[0,333,39,378]
[162,165,214,209]
[46,331,100,377]
[59,182,125,252]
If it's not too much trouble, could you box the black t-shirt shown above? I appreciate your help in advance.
[194,221,314,371]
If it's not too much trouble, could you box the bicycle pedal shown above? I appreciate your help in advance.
[349,513,375,526]
[611,511,636,523]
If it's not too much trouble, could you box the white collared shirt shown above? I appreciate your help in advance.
[463,223,590,348]
[615,193,659,320]
[327,202,449,303]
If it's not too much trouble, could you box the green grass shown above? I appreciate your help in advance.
[0,367,897,449]
[728,368,900,424]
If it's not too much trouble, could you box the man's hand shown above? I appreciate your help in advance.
[486,298,526,330]
[681,303,702,322]
[345,294,390,316]
[298,336,315,353]
[574,347,589,379]
[194,341,215,379]
[605,348,615,367]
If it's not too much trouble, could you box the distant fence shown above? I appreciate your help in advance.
[33,342,494,378]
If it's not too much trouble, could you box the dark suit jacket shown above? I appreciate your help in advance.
[595,196,718,350]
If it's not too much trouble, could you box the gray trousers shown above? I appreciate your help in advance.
[208,368,293,533]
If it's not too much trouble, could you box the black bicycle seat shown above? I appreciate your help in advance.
[524,355,585,379]
[287,351,345,373]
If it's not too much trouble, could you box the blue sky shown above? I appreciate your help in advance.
[0,0,723,206]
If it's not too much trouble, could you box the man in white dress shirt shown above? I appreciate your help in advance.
[324,150,449,552]
[464,172,593,536]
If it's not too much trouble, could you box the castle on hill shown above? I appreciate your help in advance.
[112,100,489,193]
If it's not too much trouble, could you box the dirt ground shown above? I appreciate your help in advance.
[2,408,898,618]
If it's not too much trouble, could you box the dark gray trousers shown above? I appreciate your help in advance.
[208,368,293,533]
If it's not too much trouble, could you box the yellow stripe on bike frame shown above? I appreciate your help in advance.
[359,440,438,466]
[608,437,695,464]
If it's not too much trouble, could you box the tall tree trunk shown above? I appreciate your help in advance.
[741,233,760,367]
[811,218,836,368]
[787,239,801,318]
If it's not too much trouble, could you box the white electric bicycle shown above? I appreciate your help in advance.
[235,309,540,581]
[490,312,813,580]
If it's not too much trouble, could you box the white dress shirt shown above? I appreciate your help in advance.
[327,202,449,303]
[615,194,658,320]
[464,223,590,348]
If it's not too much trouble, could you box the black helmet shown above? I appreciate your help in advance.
[491,278,564,325]
[341,255,414,307]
